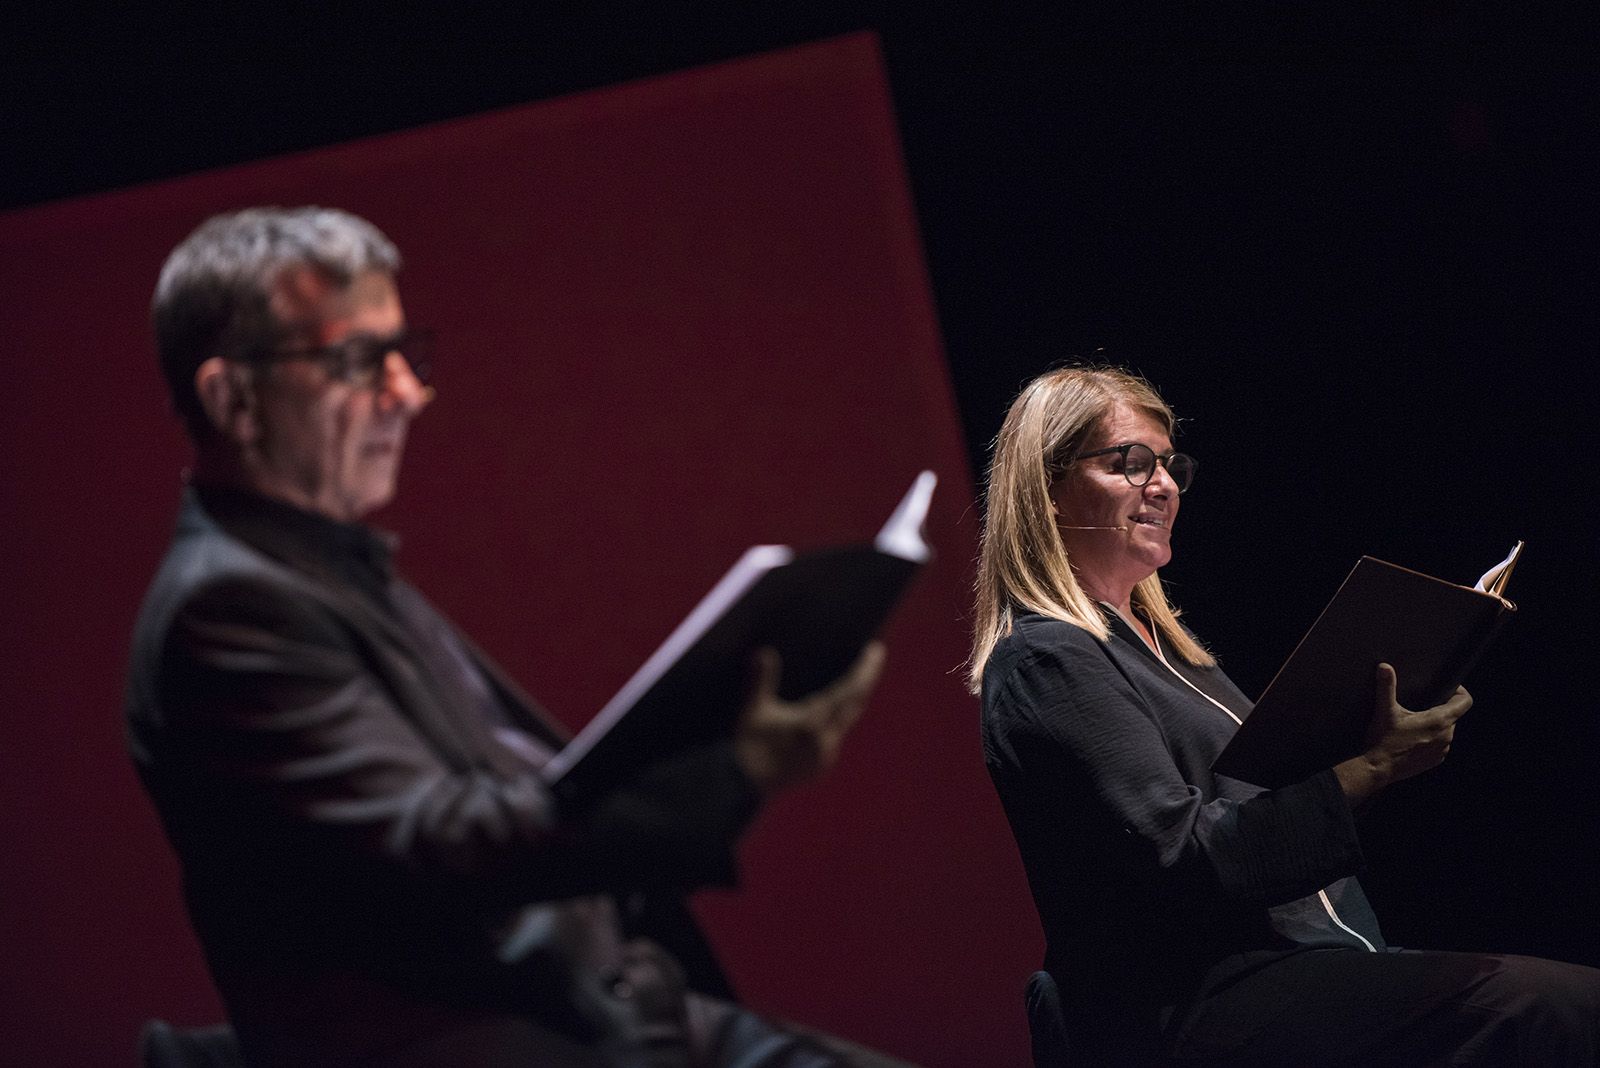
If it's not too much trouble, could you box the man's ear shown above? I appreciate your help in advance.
[194,356,259,443]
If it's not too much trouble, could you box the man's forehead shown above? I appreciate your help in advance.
[268,266,399,336]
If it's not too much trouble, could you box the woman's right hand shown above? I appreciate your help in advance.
[1333,663,1473,805]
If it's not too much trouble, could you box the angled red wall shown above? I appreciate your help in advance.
[0,33,1039,1066]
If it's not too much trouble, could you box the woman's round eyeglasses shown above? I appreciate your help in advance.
[1075,443,1197,493]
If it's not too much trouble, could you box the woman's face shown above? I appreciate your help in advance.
[1049,401,1180,605]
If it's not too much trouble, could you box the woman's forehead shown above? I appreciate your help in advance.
[1093,401,1172,448]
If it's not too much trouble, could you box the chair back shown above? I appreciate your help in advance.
[137,1019,245,1068]
[1024,969,1070,1067]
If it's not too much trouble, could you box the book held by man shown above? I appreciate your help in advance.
[1212,541,1522,789]
[542,471,937,806]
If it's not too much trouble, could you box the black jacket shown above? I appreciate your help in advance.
[126,487,759,1066]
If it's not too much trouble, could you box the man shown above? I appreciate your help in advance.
[127,207,891,1067]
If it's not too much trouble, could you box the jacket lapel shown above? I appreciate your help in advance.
[185,492,491,770]
[449,624,575,749]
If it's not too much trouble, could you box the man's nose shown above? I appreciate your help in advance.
[379,350,433,415]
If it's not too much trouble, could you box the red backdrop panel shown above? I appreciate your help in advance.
[0,34,1039,1066]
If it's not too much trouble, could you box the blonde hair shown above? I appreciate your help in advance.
[966,366,1213,693]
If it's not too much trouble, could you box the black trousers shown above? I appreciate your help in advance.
[681,995,915,1068]
[1167,948,1600,1067]
[609,936,914,1068]
[309,992,912,1068]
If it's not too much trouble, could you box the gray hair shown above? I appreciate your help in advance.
[152,206,401,437]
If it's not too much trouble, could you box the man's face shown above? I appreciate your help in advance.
[244,267,429,522]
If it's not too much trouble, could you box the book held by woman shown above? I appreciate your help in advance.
[1212,541,1522,788]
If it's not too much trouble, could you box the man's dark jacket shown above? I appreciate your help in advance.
[126,487,760,1067]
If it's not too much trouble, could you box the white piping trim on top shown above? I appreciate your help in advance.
[1138,612,1378,954]
[1133,612,1241,726]
[1317,889,1378,952]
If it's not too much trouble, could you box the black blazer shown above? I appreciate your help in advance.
[127,489,758,1066]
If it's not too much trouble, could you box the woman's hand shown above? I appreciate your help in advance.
[1333,663,1472,806]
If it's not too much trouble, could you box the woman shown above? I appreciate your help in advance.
[971,366,1598,1066]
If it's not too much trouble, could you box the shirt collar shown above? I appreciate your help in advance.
[192,481,397,598]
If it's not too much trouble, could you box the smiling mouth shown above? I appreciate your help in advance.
[1130,515,1167,528]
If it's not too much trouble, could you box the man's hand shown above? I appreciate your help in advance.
[1334,662,1472,805]
[733,642,886,794]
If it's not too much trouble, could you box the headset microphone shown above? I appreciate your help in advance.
[1060,524,1128,531]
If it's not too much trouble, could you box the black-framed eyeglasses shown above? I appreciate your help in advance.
[1075,442,1197,493]
[254,328,433,389]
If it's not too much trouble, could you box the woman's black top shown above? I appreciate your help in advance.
[981,609,1383,1049]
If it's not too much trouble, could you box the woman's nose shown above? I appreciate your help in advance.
[1145,462,1177,497]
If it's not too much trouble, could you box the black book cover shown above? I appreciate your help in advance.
[1212,551,1518,789]
[543,472,935,807]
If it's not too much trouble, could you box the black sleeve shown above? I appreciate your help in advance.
[987,631,1363,907]
[155,573,760,904]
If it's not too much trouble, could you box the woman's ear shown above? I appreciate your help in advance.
[194,356,259,443]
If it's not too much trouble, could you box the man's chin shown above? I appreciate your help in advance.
[354,485,398,519]
[329,476,399,522]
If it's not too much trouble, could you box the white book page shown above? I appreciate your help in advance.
[1473,540,1524,594]
[874,470,937,562]
[541,543,795,781]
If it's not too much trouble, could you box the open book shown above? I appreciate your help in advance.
[542,471,937,806]
[1211,541,1523,789]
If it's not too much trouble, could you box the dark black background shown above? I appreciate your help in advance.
[6,4,1596,965]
